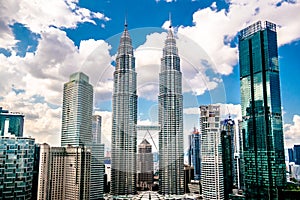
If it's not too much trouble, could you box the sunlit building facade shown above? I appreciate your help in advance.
[200,105,224,200]
[239,21,286,199]
[137,139,153,190]
[159,27,184,195]
[90,115,104,200]
[61,72,93,147]
[111,24,137,196]
[37,144,91,200]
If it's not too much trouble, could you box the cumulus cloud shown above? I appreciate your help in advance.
[134,30,223,101]
[284,115,300,148]
[0,26,114,145]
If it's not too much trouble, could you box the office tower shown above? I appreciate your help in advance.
[0,107,24,136]
[220,117,236,200]
[189,127,201,180]
[137,139,153,190]
[294,145,300,165]
[239,21,286,199]
[237,120,245,190]
[158,25,184,195]
[32,144,40,200]
[111,23,137,196]
[61,72,93,147]
[184,164,194,194]
[37,144,91,200]
[200,105,224,199]
[288,148,294,163]
[0,137,35,199]
[37,143,50,200]
[92,115,102,144]
[90,115,105,200]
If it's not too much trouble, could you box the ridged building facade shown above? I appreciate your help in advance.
[200,105,224,200]
[37,144,91,200]
[158,27,184,195]
[61,72,93,147]
[111,24,137,196]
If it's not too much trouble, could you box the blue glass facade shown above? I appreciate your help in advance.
[0,107,24,137]
[189,127,201,180]
[293,145,300,165]
[239,21,286,199]
[0,137,35,199]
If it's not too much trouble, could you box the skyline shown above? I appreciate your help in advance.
[0,0,300,148]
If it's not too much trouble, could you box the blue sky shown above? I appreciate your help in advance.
[0,0,300,148]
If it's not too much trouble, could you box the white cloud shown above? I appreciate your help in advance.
[0,0,109,34]
[0,0,109,50]
[134,30,223,100]
[94,111,112,146]
[175,0,300,78]
[284,115,300,148]
[0,26,114,145]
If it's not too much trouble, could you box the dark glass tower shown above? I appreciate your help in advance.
[238,21,286,199]
[159,26,184,195]
[111,23,137,196]
[221,117,236,200]
[189,127,201,180]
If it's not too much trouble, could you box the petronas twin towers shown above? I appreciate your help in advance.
[111,23,184,196]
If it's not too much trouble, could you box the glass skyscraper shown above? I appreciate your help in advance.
[61,72,93,147]
[239,21,286,199]
[0,137,35,199]
[189,127,201,181]
[111,24,137,196]
[0,107,24,137]
[90,115,105,200]
[220,117,236,200]
[159,26,184,195]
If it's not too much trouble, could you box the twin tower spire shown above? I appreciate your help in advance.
[111,19,184,196]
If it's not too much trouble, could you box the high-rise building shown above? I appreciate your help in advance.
[37,144,91,200]
[137,139,153,190]
[90,115,105,200]
[158,25,184,195]
[220,117,236,200]
[239,21,286,199]
[92,115,102,144]
[237,120,245,190]
[288,148,294,163]
[61,72,93,147]
[0,107,24,137]
[189,127,201,180]
[111,23,137,196]
[0,137,35,199]
[294,145,300,165]
[200,105,224,200]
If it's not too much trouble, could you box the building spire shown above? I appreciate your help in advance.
[124,13,128,29]
[169,12,172,28]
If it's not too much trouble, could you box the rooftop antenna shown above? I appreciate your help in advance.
[227,106,231,119]
[169,12,172,28]
[124,11,128,28]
